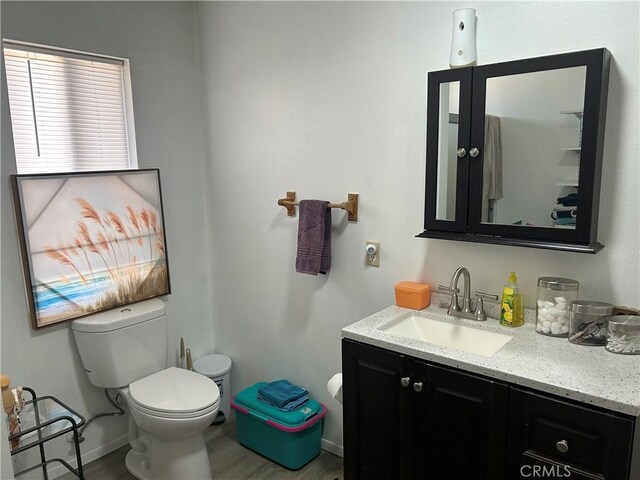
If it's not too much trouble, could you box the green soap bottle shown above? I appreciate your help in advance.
[500,272,524,327]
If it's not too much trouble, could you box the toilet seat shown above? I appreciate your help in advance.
[130,397,220,419]
[129,367,220,418]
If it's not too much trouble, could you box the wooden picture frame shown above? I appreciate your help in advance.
[11,169,171,329]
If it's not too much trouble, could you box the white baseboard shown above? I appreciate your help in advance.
[321,437,344,458]
[47,434,129,479]
[42,433,339,477]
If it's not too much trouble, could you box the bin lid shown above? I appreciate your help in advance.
[232,382,324,429]
[193,354,232,376]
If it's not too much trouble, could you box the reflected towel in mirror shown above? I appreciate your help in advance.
[482,114,503,222]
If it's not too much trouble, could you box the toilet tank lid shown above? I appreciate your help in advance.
[71,299,166,333]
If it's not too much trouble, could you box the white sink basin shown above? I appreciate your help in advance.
[379,312,512,358]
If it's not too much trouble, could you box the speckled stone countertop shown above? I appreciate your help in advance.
[342,297,640,417]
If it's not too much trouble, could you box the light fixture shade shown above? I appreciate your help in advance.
[449,8,477,68]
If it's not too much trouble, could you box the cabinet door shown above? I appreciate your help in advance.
[410,361,509,480]
[342,339,410,480]
[424,67,473,233]
[467,49,609,245]
[507,387,634,480]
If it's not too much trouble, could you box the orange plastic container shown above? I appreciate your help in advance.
[395,282,431,310]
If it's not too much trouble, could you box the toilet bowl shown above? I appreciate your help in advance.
[127,367,220,439]
[71,300,220,479]
[122,368,220,480]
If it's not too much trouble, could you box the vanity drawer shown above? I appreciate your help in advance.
[508,387,635,479]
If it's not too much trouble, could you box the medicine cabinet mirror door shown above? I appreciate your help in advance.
[466,49,610,249]
[424,68,473,233]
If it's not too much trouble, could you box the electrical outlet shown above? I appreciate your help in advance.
[365,241,380,267]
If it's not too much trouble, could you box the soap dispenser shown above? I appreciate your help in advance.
[500,272,524,327]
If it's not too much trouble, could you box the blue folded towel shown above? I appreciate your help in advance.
[557,193,578,207]
[257,380,309,411]
[555,217,576,225]
[257,392,309,412]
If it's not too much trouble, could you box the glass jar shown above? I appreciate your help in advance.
[606,315,640,355]
[536,277,579,336]
[569,301,612,346]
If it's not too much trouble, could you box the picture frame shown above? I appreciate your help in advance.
[11,169,171,329]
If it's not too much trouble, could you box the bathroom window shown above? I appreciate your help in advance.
[3,40,137,173]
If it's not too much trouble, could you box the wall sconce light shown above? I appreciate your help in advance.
[449,8,477,68]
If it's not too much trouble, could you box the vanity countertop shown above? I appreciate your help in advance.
[342,303,640,416]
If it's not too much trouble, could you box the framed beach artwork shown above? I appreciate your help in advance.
[11,169,171,329]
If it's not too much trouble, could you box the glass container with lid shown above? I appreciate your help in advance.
[536,277,579,337]
[606,315,640,355]
[569,300,612,346]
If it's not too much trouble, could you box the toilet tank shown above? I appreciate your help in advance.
[71,299,168,388]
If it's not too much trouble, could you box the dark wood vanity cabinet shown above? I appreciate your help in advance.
[508,387,636,480]
[410,360,509,480]
[419,48,611,253]
[342,339,408,480]
[343,339,509,480]
[342,339,639,480]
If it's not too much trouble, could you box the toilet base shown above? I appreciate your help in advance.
[124,433,212,480]
[125,449,149,480]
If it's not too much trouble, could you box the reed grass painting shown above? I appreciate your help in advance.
[11,169,170,328]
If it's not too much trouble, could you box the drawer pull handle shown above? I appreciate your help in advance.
[400,377,411,387]
[556,440,569,453]
[413,382,423,393]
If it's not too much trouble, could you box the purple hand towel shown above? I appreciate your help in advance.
[296,200,331,275]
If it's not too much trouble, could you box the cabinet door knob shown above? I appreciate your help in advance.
[556,440,569,453]
[470,147,480,157]
[456,147,467,158]
[413,382,423,392]
[400,377,410,387]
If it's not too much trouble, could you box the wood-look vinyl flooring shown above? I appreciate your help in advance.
[58,415,343,480]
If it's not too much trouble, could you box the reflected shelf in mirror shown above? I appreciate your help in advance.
[559,109,584,117]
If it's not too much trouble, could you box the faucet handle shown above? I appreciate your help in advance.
[474,291,499,321]
[438,285,461,312]
[475,291,498,301]
[437,285,460,294]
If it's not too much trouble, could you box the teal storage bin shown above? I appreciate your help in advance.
[230,382,326,470]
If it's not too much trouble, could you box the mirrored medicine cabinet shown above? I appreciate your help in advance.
[418,48,611,253]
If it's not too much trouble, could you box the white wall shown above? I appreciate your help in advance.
[1,1,212,474]
[196,1,639,450]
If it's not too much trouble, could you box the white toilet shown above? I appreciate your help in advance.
[71,299,219,480]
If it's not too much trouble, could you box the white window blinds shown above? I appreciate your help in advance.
[3,42,135,173]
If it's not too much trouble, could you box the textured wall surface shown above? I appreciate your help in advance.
[1,2,212,474]
[195,1,639,449]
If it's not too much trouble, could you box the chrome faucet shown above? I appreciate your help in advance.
[451,267,472,314]
[438,267,498,321]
